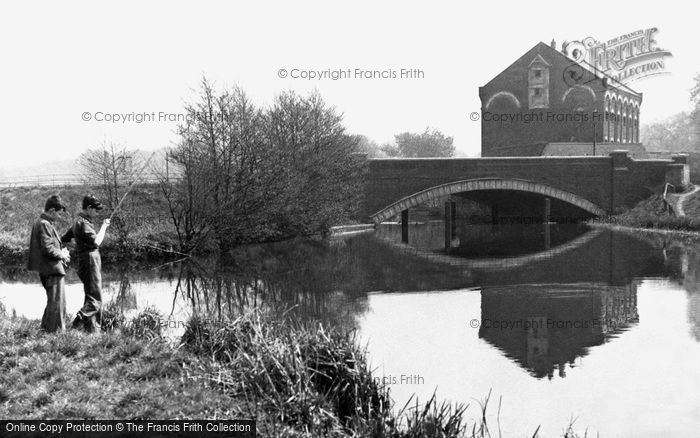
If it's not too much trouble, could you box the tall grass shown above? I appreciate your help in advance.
[0,305,589,436]
[181,312,389,436]
[180,311,563,438]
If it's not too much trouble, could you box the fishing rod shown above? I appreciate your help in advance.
[141,241,192,258]
[109,151,157,221]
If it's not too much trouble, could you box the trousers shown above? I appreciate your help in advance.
[72,251,102,332]
[39,274,66,332]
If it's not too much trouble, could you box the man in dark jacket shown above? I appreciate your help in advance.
[27,195,71,332]
[62,194,110,332]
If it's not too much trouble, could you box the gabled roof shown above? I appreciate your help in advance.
[567,52,642,98]
[482,42,642,99]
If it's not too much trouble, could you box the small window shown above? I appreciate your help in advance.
[528,64,549,109]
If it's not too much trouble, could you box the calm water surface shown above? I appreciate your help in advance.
[2,222,700,437]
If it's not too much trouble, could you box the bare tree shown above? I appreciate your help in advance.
[157,79,364,255]
[156,145,217,254]
[78,140,143,242]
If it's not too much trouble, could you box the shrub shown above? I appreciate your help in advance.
[123,307,163,340]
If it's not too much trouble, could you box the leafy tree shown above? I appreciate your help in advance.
[350,134,386,158]
[381,127,455,157]
[640,112,697,152]
[691,73,700,145]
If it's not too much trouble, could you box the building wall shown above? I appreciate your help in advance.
[479,42,642,157]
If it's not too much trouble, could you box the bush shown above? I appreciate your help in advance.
[123,307,163,340]
[100,302,126,332]
[182,311,389,434]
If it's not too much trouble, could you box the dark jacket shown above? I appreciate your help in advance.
[27,213,66,276]
[62,212,99,253]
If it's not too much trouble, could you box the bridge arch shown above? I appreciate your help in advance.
[369,178,607,223]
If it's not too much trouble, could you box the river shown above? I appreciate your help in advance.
[1,222,700,437]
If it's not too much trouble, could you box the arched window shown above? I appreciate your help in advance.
[622,104,628,143]
[604,96,610,141]
[613,99,619,142]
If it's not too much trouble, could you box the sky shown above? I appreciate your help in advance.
[1,0,698,168]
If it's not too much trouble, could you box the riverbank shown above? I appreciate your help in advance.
[0,184,362,267]
[589,187,700,234]
[0,185,181,266]
[588,222,700,242]
[0,307,588,437]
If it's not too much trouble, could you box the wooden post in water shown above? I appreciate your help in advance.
[401,209,409,244]
[444,202,453,249]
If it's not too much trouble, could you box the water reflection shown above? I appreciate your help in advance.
[369,222,676,379]
[111,272,137,311]
[653,235,700,343]
[3,222,700,435]
[0,226,700,372]
[375,221,592,257]
[479,283,639,379]
[96,240,375,332]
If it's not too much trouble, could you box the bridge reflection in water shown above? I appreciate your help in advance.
[2,220,696,389]
[371,221,673,378]
[355,194,700,436]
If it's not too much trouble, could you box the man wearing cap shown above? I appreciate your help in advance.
[27,195,71,332]
[61,194,110,332]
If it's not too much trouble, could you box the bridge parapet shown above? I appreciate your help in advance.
[666,154,691,191]
[362,150,689,221]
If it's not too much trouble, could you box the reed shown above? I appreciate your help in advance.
[180,310,581,437]
[0,307,589,436]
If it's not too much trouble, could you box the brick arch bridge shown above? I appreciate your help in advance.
[370,178,606,223]
[361,151,689,223]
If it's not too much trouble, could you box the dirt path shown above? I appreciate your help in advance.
[672,185,700,216]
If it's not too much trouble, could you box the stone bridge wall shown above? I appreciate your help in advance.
[362,151,681,220]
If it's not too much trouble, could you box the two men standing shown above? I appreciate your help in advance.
[27,194,110,333]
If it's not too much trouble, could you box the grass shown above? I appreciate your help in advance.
[592,189,700,233]
[682,190,700,217]
[0,313,237,419]
[0,185,179,265]
[0,305,591,437]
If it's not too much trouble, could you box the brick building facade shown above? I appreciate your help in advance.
[480,41,644,157]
